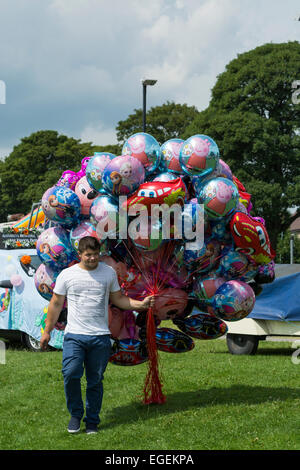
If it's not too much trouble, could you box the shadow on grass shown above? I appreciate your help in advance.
[103,384,300,430]
[214,347,294,356]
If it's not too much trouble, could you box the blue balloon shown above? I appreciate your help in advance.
[41,186,81,229]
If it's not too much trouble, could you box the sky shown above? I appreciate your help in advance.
[0,0,299,158]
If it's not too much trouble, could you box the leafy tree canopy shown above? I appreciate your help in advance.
[184,41,300,249]
[116,101,199,145]
[0,130,100,221]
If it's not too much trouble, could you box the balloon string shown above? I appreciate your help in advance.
[143,305,166,405]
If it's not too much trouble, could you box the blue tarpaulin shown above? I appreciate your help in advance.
[249,272,300,321]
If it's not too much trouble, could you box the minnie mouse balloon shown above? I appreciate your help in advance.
[122,133,161,174]
[102,155,145,197]
[179,135,219,177]
[86,152,116,192]
[74,176,98,216]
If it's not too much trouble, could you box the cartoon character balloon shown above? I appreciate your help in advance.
[229,212,276,265]
[41,186,81,228]
[102,155,145,197]
[70,220,102,253]
[90,195,119,240]
[86,152,116,192]
[122,133,161,174]
[160,139,184,174]
[36,226,78,270]
[74,176,98,216]
[198,177,239,220]
[34,264,59,301]
[212,280,255,321]
[179,135,219,177]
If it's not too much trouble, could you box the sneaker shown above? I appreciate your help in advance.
[67,416,81,433]
[85,423,98,434]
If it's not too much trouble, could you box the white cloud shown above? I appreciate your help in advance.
[79,122,118,147]
[0,0,299,154]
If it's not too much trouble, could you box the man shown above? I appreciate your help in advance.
[40,236,154,434]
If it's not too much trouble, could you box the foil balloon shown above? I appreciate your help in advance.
[198,177,239,220]
[212,280,255,321]
[118,310,140,340]
[57,170,80,190]
[124,177,186,214]
[122,132,161,174]
[179,134,219,177]
[74,176,98,216]
[152,172,179,182]
[70,220,101,252]
[153,288,188,321]
[254,260,275,284]
[90,195,119,240]
[34,263,59,301]
[193,275,226,314]
[155,327,194,353]
[229,212,276,265]
[173,313,228,340]
[184,238,222,274]
[109,338,148,366]
[216,159,233,180]
[36,226,78,270]
[181,198,207,244]
[232,175,252,213]
[41,185,81,228]
[86,152,116,192]
[102,155,145,197]
[108,306,124,338]
[216,246,251,280]
[160,139,184,174]
[129,217,165,252]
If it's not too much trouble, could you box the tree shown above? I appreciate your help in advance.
[0,130,96,221]
[184,41,300,251]
[276,232,300,263]
[116,101,199,145]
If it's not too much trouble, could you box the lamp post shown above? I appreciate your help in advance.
[290,233,295,264]
[141,78,157,132]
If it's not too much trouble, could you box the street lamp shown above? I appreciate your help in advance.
[141,78,157,132]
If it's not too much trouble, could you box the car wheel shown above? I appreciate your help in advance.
[226,333,259,355]
[22,333,42,352]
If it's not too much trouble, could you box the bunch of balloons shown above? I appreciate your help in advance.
[34,133,275,403]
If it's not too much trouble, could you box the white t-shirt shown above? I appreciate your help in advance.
[54,262,120,336]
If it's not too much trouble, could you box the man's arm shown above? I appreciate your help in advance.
[109,290,155,312]
[40,293,66,350]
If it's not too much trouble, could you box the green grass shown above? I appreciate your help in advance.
[0,337,300,450]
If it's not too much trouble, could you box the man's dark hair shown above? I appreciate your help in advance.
[78,236,101,253]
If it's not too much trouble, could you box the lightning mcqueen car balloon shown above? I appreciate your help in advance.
[124,177,186,213]
[229,212,275,265]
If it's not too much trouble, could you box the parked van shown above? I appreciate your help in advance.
[0,207,65,351]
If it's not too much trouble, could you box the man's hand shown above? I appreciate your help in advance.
[40,332,51,351]
[141,295,155,311]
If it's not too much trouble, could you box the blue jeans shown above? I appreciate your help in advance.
[62,333,111,425]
